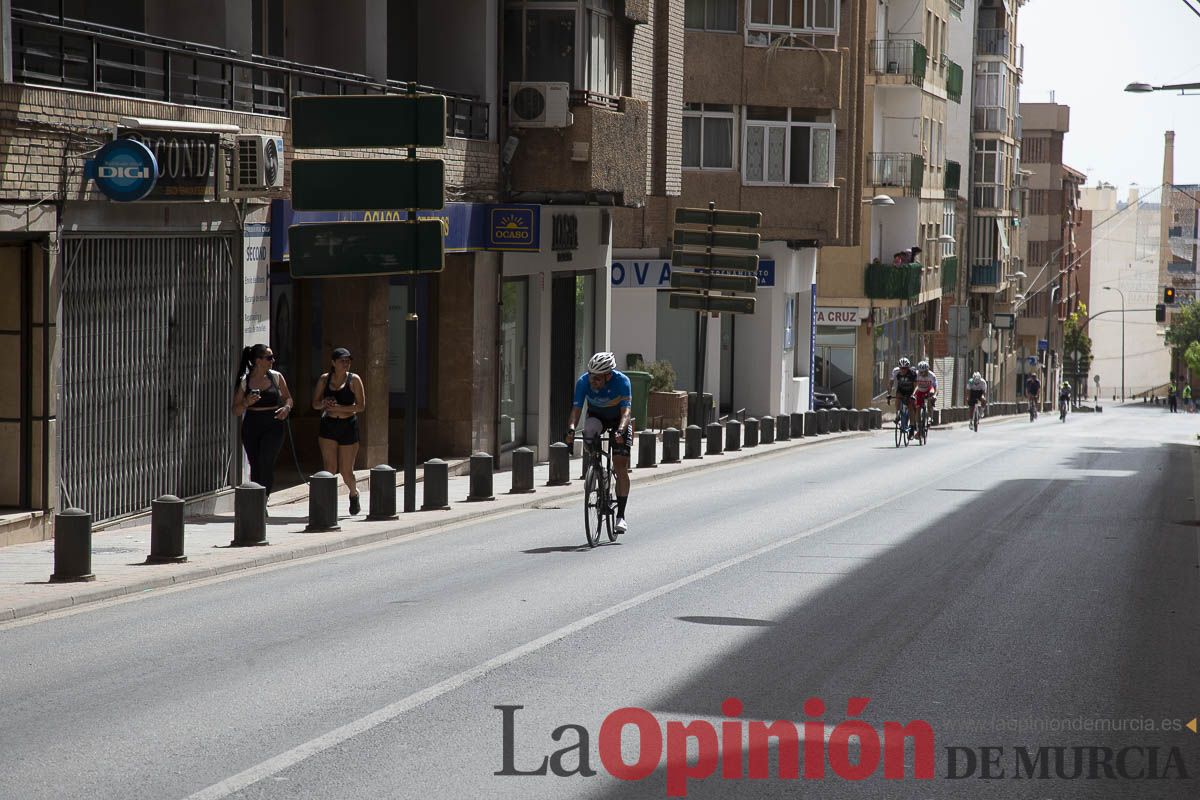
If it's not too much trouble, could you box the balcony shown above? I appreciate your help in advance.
[9,9,490,139]
[867,40,928,86]
[945,160,961,195]
[941,256,958,293]
[867,153,924,196]
[977,28,1011,59]
[970,260,1000,287]
[946,60,963,103]
[865,262,922,300]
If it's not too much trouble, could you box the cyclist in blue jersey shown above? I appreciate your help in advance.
[565,352,633,533]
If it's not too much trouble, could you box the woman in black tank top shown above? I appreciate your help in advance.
[231,343,293,501]
[311,347,366,515]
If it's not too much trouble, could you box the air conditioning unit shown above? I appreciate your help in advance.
[234,134,285,191]
[508,82,572,128]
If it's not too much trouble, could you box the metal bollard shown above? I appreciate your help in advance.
[837,408,848,431]
[367,465,399,520]
[873,408,883,429]
[847,409,860,431]
[231,482,269,546]
[662,427,682,463]
[467,452,495,501]
[304,471,341,533]
[803,411,816,436]
[761,415,775,444]
[815,408,829,434]
[637,430,658,468]
[861,409,872,430]
[726,419,742,451]
[743,417,759,447]
[791,412,804,438]
[421,458,450,510]
[546,442,571,486]
[775,414,790,442]
[147,495,186,564]
[706,422,724,455]
[51,507,96,582]
[685,425,703,459]
[510,447,536,494]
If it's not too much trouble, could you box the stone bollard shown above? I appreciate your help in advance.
[367,465,399,520]
[662,428,682,463]
[546,442,571,486]
[637,430,658,469]
[726,419,742,451]
[467,452,495,501]
[816,408,829,434]
[510,447,536,494]
[791,412,804,438]
[761,415,775,444]
[147,495,186,564]
[847,409,860,431]
[706,422,724,455]
[51,507,96,582]
[304,471,341,533]
[743,417,759,447]
[231,482,269,546]
[683,425,703,460]
[421,458,451,510]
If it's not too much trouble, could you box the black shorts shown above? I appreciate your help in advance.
[319,415,360,445]
[968,389,985,406]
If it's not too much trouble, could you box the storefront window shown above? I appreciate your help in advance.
[573,272,596,377]
[815,326,856,408]
[387,277,431,409]
[500,278,529,449]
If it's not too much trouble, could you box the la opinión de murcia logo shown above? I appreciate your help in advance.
[495,698,1192,798]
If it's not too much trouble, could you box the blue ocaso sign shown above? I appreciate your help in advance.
[85,139,158,202]
[487,206,539,251]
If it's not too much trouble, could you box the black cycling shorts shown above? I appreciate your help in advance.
[968,389,985,406]
[319,415,360,446]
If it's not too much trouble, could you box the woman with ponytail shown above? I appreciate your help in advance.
[311,347,366,515]
[230,343,293,501]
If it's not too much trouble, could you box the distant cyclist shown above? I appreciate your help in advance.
[565,352,632,533]
[1025,373,1042,411]
[1058,381,1072,421]
[966,371,988,415]
[888,357,918,433]
[914,360,938,427]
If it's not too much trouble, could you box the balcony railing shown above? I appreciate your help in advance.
[9,9,490,139]
[941,256,958,293]
[970,261,1000,286]
[946,60,963,102]
[977,28,1010,59]
[865,262,923,300]
[945,160,961,195]
[867,153,924,195]
[867,39,927,86]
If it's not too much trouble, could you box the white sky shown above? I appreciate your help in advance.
[1018,0,1200,192]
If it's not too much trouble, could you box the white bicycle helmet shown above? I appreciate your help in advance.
[917,360,930,371]
[972,372,982,381]
[898,357,911,368]
[588,351,616,375]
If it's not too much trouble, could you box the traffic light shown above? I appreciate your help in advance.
[1164,286,1176,304]
[1156,303,1167,322]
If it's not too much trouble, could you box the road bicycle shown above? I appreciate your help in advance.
[970,400,985,432]
[915,399,930,446]
[581,429,619,547]
[1028,397,1039,422]
[888,396,911,448]
[1059,397,1069,422]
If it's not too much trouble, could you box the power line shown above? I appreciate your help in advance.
[1180,0,1200,22]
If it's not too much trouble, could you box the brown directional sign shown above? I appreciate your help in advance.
[670,272,758,293]
[292,94,447,149]
[674,207,763,228]
[292,159,445,211]
[289,220,444,277]
[670,249,760,272]
[669,293,756,315]
[672,229,761,251]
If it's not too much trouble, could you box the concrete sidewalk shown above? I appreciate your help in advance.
[0,425,881,623]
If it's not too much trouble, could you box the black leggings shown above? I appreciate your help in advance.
[242,411,286,495]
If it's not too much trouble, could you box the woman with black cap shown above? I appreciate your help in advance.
[312,347,366,515]
[231,343,294,500]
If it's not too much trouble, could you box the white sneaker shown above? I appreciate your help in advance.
[615,516,628,534]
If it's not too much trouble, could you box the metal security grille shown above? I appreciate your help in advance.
[60,235,237,522]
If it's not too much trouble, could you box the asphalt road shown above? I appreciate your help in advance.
[2,404,1198,800]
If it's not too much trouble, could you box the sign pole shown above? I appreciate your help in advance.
[404,82,420,513]
[694,201,715,425]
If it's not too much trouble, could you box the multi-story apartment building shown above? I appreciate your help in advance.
[609,0,867,419]
[1016,101,1085,390]
[818,0,964,408]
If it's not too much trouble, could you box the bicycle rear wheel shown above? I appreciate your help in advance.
[583,465,604,547]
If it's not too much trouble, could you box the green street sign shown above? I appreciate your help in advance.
[672,229,761,251]
[671,249,760,272]
[674,207,763,228]
[292,94,447,149]
[288,220,445,277]
[669,293,756,315]
[669,271,758,293]
[292,159,445,211]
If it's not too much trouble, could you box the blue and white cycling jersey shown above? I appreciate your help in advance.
[572,370,632,422]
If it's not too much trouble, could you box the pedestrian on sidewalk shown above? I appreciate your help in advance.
[1168,380,1178,413]
[1184,383,1193,413]
[312,347,366,515]
[231,343,294,499]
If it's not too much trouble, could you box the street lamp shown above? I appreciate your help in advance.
[1102,285,1126,400]
[863,194,896,262]
[1125,81,1200,95]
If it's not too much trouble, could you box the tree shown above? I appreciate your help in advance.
[1063,302,1093,365]
[1185,341,1200,379]
[1164,301,1200,357]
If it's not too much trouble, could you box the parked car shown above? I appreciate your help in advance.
[813,387,841,410]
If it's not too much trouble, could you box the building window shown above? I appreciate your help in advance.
[973,61,1008,133]
[973,139,1007,209]
[685,0,738,32]
[683,104,735,169]
[742,107,834,186]
[505,0,618,95]
[746,0,839,48]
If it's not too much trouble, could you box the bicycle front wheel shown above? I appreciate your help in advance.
[894,418,903,448]
[604,473,618,543]
[584,466,604,547]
